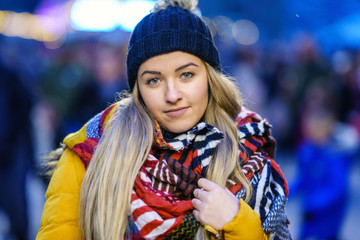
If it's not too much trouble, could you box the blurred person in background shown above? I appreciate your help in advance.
[36,0,291,239]
[290,84,359,239]
[39,40,93,145]
[39,39,128,147]
[260,43,294,152]
[0,55,34,240]
[282,33,334,148]
[63,40,128,134]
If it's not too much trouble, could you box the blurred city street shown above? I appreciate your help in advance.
[1,0,360,239]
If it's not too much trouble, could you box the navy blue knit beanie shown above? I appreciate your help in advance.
[126,3,221,91]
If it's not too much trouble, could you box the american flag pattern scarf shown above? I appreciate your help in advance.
[69,103,291,240]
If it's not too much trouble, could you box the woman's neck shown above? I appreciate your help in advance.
[161,128,183,139]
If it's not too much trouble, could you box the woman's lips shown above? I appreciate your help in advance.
[165,107,189,117]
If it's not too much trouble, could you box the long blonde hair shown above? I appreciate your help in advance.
[79,63,251,240]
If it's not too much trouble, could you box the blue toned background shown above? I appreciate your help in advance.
[0,0,359,239]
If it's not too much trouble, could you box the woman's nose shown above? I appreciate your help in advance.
[165,81,182,103]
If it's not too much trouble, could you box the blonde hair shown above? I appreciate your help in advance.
[79,89,154,239]
[78,62,251,240]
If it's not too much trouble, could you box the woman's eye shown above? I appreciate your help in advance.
[147,78,160,85]
[181,72,194,79]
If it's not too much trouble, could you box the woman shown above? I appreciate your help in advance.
[37,0,291,239]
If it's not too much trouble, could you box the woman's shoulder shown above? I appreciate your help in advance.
[64,102,120,144]
[62,101,121,167]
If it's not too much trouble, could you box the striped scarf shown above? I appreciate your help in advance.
[127,122,222,239]
[126,120,273,240]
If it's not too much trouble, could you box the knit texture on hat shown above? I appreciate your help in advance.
[126,5,221,91]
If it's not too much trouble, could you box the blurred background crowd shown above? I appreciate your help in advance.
[0,0,359,239]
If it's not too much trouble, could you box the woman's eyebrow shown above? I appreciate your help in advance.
[140,70,161,77]
[140,62,198,77]
[175,62,199,72]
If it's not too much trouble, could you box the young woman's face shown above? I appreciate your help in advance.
[138,51,209,133]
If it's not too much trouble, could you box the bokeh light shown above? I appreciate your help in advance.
[232,19,259,45]
[213,16,233,42]
[0,10,64,43]
[117,0,154,32]
[70,0,121,32]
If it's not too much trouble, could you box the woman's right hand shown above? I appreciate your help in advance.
[192,178,240,230]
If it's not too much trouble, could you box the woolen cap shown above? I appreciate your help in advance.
[126,5,221,91]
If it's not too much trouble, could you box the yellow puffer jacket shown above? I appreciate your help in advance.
[37,148,84,240]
